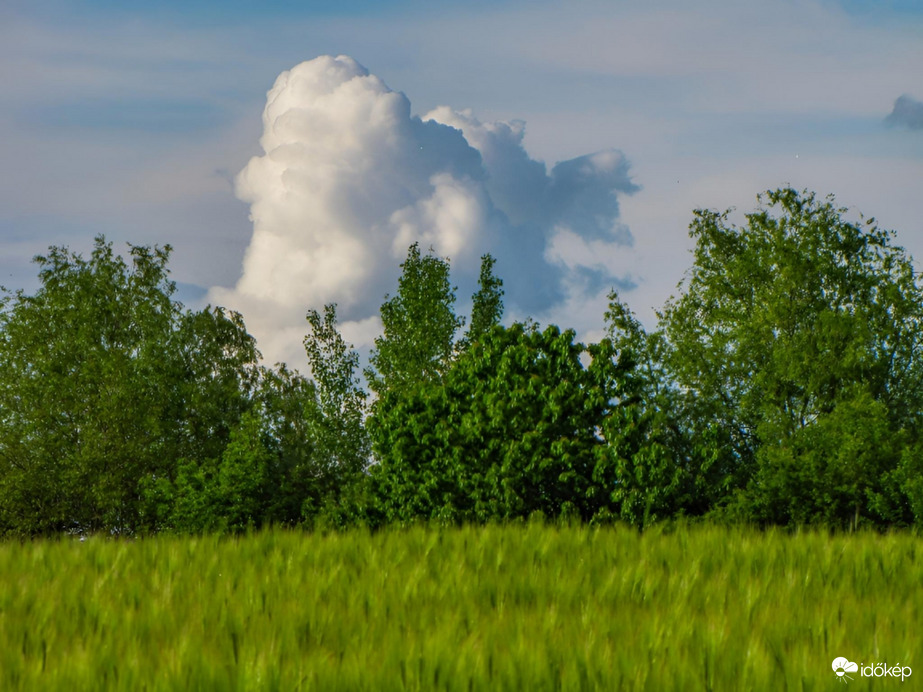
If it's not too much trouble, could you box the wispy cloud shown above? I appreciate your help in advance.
[885,95,923,130]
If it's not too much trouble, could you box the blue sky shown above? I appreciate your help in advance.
[2,0,922,367]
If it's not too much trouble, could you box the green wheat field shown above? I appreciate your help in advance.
[1,523,919,690]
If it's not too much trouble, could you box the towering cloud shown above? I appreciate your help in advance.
[210,55,638,367]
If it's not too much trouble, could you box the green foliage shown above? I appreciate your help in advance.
[659,188,923,527]
[165,458,216,534]
[366,243,463,398]
[304,305,369,479]
[0,240,174,535]
[4,187,923,535]
[602,293,708,527]
[743,390,904,528]
[0,236,378,537]
[891,443,923,523]
[164,360,364,534]
[369,322,630,523]
[3,525,923,690]
[0,237,266,537]
[461,253,504,349]
[251,364,321,525]
[213,410,274,532]
[164,411,277,534]
[302,304,372,527]
[170,307,261,466]
[0,238,259,537]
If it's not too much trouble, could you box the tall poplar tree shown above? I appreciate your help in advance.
[463,253,504,347]
[365,243,462,399]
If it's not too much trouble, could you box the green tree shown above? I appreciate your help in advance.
[658,188,923,527]
[158,305,371,534]
[369,322,632,524]
[210,411,274,532]
[366,244,462,399]
[0,239,180,535]
[164,368,319,534]
[304,305,368,476]
[167,410,275,534]
[303,304,370,525]
[171,307,261,467]
[0,237,261,537]
[461,253,504,349]
[601,292,715,527]
[252,364,321,526]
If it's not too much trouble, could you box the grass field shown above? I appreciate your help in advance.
[1,522,919,690]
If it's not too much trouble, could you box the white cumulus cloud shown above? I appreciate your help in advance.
[210,55,638,368]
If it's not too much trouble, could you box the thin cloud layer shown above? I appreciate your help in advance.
[209,55,638,367]
[885,95,923,130]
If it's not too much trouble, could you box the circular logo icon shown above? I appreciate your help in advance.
[832,657,859,683]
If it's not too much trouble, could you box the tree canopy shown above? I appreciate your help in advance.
[2,188,922,536]
[0,238,259,536]
[369,322,632,524]
[366,243,462,400]
[658,188,923,527]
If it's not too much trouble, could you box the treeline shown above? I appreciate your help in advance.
[1,188,922,537]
